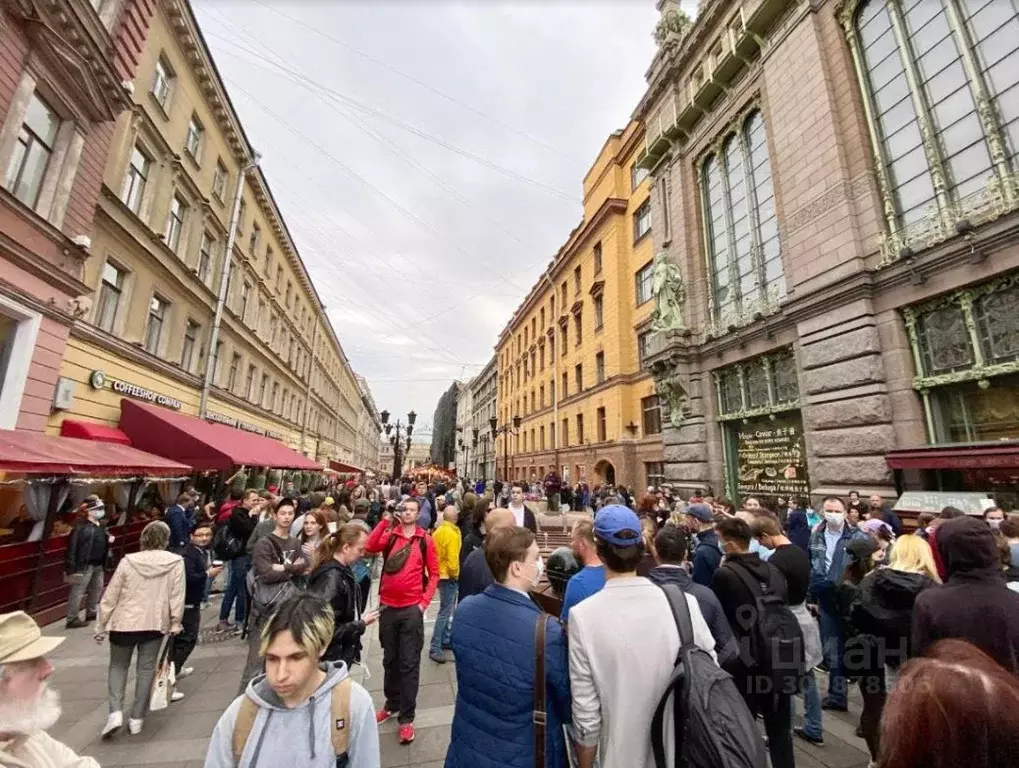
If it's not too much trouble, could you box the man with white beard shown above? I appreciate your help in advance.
[0,611,100,767]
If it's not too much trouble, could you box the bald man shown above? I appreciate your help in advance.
[457,508,516,603]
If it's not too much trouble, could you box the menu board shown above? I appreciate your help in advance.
[735,414,810,498]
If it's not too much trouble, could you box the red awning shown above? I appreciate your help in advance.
[118,400,321,471]
[59,419,132,445]
[886,441,1019,470]
[0,429,190,476]
[329,460,362,474]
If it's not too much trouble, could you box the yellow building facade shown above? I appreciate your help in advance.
[495,121,664,490]
[46,0,364,465]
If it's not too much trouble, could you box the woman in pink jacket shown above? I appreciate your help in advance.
[94,521,185,739]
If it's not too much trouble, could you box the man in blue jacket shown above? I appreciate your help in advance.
[687,502,722,586]
[165,492,193,554]
[808,495,864,711]
[445,525,570,768]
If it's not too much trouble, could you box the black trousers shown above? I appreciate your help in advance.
[746,691,794,768]
[379,604,424,724]
[358,575,371,614]
[170,605,200,674]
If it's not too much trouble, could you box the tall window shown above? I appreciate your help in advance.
[575,363,583,393]
[144,296,167,355]
[597,407,607,442]
[574,265,581,295]
[259,373,269,406]
[96,262,125,333]
[240,281,251,320]
[574,312,582,346]
[165,194,186,252]
[646,461,665,488]
[635,261,653,305]
[228,353,240,391]
[185,114,203,160]
[593,242,603,274]
[576,413,585,443]
[596,351,605,383]
[181,320,199,370]
[633,199,652,241]
[594,295,604,331]
[151,55,174,109]
[198,232,214,282]
[250,223,261,255]
[561,371,568,399]
[246,365,256,400]
[702,110,783,323]
[642,394,662,435]
[562,417,569,447]
[851,0,1018,238]
[638,330,653,365]
[4,93,59,209]
[121,145,150,214]
[213,159,227,200]
[631,163,650,190]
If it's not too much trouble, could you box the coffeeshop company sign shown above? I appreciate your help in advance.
[736,413,810,497]
[89,370,183,410]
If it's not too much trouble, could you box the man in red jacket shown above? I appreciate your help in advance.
[364,496,439,745]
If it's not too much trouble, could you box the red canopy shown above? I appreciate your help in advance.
[0,429,190,476]
[886,441,1019,470]
[329,460,363,474]
[59,419,132,445]
[118,400,320,471]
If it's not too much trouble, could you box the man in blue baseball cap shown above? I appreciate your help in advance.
[568,505,718,768]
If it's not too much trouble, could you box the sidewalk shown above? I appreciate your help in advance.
[44,591,871,768]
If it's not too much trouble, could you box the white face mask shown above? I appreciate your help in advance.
[521,557,545,587]
[824,512,845,529]
[989,518,1003,531]
[92,508,105,521]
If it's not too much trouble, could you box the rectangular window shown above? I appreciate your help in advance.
[562,417,569,447]
[4,92,59,209]
[250,223,261,255]
[239,281,251,320]
[642,395,662,435]
[271,382,280,412]
[121,145,150,214]
[575,363,583,392]
[596,352,605,383]
[560,282,567,306]
[635,261,653,305]
[265,248,274,278]
[181,320,199,370]
[185,114,203,160]
[561,325,568,355]
[540,425,545,451]
[212,159,227,200]
[275,265,283,292]
[576,413,585,444]
[96,262,125,333]
[245,365,256,400]
[198,232,214,282]
[165,194,186,252]
[144,295,168,355]
[228,353,240,391]
[597,406,607,442]
[593,242,602,275]
[574,312,582,346]
[259,373,269,406]
[574,265,581,295]
[633,199,651,241]
[255,299,265,332]
[285,281,292,307]
[646,461,665,488]
[631,163,650,190]
[638,330,652,365]
[594,295,604,331]
[151,55,174,109]
[561,371,568,399]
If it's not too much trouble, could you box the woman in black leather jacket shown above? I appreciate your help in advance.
[307,524,379,668]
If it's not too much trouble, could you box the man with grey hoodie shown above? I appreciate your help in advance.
[205,593,380,768]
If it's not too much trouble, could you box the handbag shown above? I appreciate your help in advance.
[149,638,175,712]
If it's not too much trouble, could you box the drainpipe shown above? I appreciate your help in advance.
[301,315,321,454]
[199,151,261,419]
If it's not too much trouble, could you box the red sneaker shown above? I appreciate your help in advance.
[399,723,415,744]
[375,708,393,725]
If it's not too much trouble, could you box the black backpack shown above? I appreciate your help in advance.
[652,584,766,768]
[212,523,245,561]
[727,561,805,697]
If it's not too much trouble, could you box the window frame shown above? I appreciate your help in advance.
[144,294,168,356]
[165,193,187,253]
[633,198,652,242]
[180,319,199,371]
[4,91,60,210]
[212,159,227,201]
[151,54,175,112]
[121,144,150,215]
[642,394,663,436]
[635,261,654,306]
[96,261,126,333]
[184,113,203,162]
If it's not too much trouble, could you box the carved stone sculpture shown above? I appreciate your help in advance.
[650,251,686,332]
[656,375,691,428]
[654,1,693,48]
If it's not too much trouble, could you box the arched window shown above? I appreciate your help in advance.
[849,0,1018,242]
[701,110,784,325]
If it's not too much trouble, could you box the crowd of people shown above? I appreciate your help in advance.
[2,474,1019,768]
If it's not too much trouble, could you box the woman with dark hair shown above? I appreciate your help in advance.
[308,524,379,668]
[880,639,1019,768]
[459,496,490,566]
[298,508,326,561]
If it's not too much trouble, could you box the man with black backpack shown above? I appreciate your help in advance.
[363,496,439,746]
[711,516,802,768]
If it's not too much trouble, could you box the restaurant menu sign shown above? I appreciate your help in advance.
[736,414,810,498]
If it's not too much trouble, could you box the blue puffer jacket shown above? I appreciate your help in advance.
[445,584,571,768]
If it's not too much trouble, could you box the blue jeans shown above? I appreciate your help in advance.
[430,579,457,655]
[220,555,250,625]
[818,607,847,707]
[796,670,823,739]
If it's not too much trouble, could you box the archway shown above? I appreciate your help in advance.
[594,460,616,487]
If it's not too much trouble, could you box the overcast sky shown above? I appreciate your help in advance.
[194,0,681,440]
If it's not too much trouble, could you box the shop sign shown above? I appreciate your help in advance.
[736,414,810,497]
[89,370,183,410]
[892,491,994,516]
[206,411,285,441]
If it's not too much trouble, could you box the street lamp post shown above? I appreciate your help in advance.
[490,415,521,483]
[380,409,416,479]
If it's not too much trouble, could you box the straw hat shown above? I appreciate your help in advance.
[0,611,64,664]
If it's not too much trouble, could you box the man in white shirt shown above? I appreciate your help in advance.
[569,505,717,768]
[507,482,537,532]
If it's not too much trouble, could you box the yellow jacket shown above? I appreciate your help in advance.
[433,520,462,580]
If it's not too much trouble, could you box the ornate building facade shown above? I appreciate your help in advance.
[495,120,664,490]
[636,0,1019,505]
[469,354,498,482]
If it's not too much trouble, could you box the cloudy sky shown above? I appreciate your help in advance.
[194,0,676,440]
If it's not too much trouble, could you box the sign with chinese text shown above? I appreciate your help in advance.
[736,413,810,498]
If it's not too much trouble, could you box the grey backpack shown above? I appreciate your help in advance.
[651,584,765,768]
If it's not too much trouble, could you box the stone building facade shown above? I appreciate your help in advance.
[0,0,155,431]
[469,354,498,482]
[636,0,1019,505]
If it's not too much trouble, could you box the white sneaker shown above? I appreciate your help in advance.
[171,690,185,702]
[101,712,122,739]
[128,718,143,735]
[177,666,194,679]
